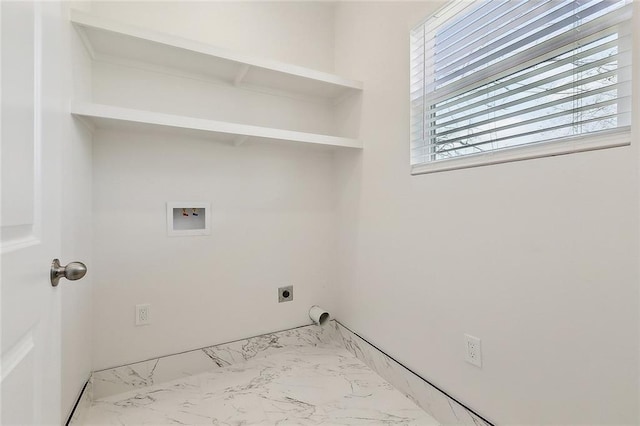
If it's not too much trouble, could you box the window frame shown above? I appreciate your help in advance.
[410,0,634,176]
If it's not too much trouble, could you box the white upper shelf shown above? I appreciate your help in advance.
[71,102,363,149]
[70,10,363,100]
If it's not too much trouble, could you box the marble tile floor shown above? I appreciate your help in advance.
[81,345,440,425]
[91,324,342,400]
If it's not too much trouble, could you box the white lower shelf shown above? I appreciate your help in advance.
[71,102,362,149]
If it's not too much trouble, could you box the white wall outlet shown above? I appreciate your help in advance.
[136,304,151,326]
[464,334,482,368]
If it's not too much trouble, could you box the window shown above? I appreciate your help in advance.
[410,0,633,173]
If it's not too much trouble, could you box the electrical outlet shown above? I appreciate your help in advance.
[136,304,151,326]
[278,285,293,303]
[464,334,482,368]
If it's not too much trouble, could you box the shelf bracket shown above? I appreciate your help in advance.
[332,89,359,107]
[234,65,251,86]
[75,26,98,60]
[233,135,249,147]
[73,115,97,133]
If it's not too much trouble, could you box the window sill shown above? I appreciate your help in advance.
[410,129,631,176]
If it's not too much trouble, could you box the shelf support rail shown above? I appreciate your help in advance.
[233,64,251,86]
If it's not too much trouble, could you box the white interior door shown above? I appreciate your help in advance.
[1,1,66,424]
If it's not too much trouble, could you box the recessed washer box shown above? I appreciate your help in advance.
[166,202,211,237]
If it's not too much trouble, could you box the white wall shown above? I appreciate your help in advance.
[89,1,335,73]
[90,62,338,136]
[89,2,340,370]
[83,2,639,424]
[61,1,93,421]
[92,130,338,369]
[332,2,639,425]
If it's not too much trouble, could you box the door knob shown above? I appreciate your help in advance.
[50,259,87,287]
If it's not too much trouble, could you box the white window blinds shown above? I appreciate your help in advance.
[410,0,633,166]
